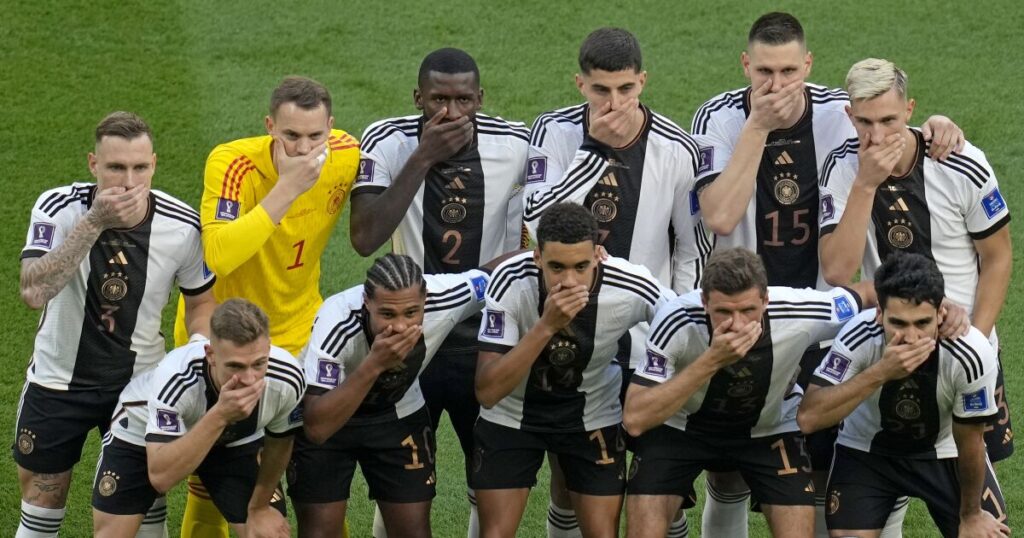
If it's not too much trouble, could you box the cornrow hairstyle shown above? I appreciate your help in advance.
[364,253,426,299]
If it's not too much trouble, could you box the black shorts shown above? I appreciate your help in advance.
[288,406,436,504]
[418,342,479,466]
[826,445,1007,537]
[983,355,1014,462]
[13,382,121,474]
[92,438,285,524]
[798,345,840,472]
[627,426,815,507]
[469,418,626,496]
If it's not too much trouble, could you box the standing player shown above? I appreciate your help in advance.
[818,58,1013,467]
[92,299,302,538]
[623,248,875,538]
[474,203,674,538]
[15,112,216,538]
[798,254,1009,537]
[290,254,490,538]
[171,76,360,537]
[689,13,962,535]
[524,29,705,537]
[349,48,528,536]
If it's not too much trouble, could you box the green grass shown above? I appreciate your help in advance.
[2,1,1022,535]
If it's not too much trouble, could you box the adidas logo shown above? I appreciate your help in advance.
[598,174,618,187]
[446,177,466,190]
[774,151,794,165]
[108,251,128,265]
[889,198,909,211]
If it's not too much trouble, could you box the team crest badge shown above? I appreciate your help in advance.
[590,194,619,223]
[441,197,468,224]
[895,397,922,420]
[98,470,119,497]
[101,272,129,302]
[326,184,346,215]
[17,429,35,455]
[547,339,578,366]
[828,490,841,515]
[886,219,914,249]
[773,172,800,205]
[378,366,408,390]
[727,381,755,397]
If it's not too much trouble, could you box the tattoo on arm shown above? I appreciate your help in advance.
[20,217,103,307]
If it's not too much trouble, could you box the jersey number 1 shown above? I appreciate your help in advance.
[287,240,306,270]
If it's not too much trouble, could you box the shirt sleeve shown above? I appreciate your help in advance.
[633,299,701,386]
[805,287,865,344]
[689,121,736,192]
[265,379,305,437]
[176,228,216,295]
[523,138,610,238]
[810,318,874,386]
[949,336,1000,423]
[351,122,399,195]
[818,142,859,236]
[670,146,707,294]
[144,360,195,443]
[477,275,522,354]
[955,146,1011,240]
[301,306,355,395]
[21,189,73,259]
[426,270,490,325]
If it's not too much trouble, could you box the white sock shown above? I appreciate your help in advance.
[702,481,750,538]
[814,493,828,538]
[879,496,909,538]
[136,497,168,538]
[547,501,582,538]
[668,510,689,538]
[16,501,65,538]
[467,489,480,538]
[373,503,388,538]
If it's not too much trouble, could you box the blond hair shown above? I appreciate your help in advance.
[210,299,269,345]
[845,58,908,101]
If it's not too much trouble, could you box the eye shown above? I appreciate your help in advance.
[286,133,299,141]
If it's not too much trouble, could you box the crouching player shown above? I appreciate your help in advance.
[91,299,302,538]
[798,253,1009,538]
[290,253,491,538]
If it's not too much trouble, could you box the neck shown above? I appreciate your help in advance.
[892,128,918,177]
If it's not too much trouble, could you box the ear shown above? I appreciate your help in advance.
[845,104,853,120]
[533,246,542,266]
[204,343,215,366]
[741,51,751,78]
[87,152,99,178]
[575,73,585,94]
[478,87,485,109]
[413,88,423,110]
[328,115,335,130]
[874,308,883,326]
[264,115,274,135]
[638,70,648,90]
[906,98,916,123]
[805,50,814,76]
[151,152,158,174]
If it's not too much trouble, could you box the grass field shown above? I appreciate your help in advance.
[2,1,1022,536]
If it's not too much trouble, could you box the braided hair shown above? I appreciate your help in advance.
[364,253,426,299]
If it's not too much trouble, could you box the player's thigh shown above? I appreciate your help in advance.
[293,501,347,538]
[625,494,682,538]
[625,425,703,502]
[92,509,145,538]
[475,488,531,538]
[358,408,437,504]
[761,504,815,538]
[469,418,547,491]
[569,490,622,538]
[378,500,432,538]
[553,423,627,497]
[90,439,161,518]
[911,456,1007,537]
[824,446,899,534]
[736,432,815,509]
[197,441,286,525]
[288,431,358,507]
[430,347,480,459]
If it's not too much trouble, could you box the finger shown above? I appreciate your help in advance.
[953,131,965,154]
[889,331,904,346]
[920,121,933,142]
[427,107,447,126]
[753,77,773,96]
[715,317,734,334]
[221,375,240,391]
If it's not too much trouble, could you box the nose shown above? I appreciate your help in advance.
[445,102,463,121]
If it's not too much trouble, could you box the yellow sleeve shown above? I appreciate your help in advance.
[199,147,277,277]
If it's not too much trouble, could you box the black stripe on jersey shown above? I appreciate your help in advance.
[425,295,470,313]
[425,282,473,311]
[477,128,530,142]
[767,300,832,315]
[938,155,989,189]
[322,314,362,358]
[808,86,849,103]
[361,118,419,154]
[268,361,306,401]
[488,257,537,301]
[164,371,202,407]
[41,187,93,217]
[523,150,606,221]
[602,265,660,305]
[530,105,585,147]
[427,281,471,303]
[153,192,200,220]
[153,200,201,231]
[693,220,714,290]
[820,138,860,187]
[650,309,707,349]
[941,338,984,384]
[651,115,701,153]
[691,89,745,134]
[492,268,540,303]
[845,323,884,351]
[476,116,530,141]
[157,358,206,402]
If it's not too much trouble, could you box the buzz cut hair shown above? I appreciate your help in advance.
[210,299,270,346]
[270,76,332,117]
[578,27,642,74]
[701,248,769,298]
[95,111,153,146]
[748,12,805,47]
[845,58,909,102]
[536,203,599,249]
[418,48,480,88]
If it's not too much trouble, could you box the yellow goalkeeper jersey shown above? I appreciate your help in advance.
[174,130,359,354]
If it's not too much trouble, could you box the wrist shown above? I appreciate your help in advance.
[269,178,302,201]
[533,321,558,340]
[852,179,879,196]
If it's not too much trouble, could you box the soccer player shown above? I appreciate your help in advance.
[818,58,1013,468]
[15,111,216,538]
[171,76,360,537]
[524,28,705,537]
[349,48,528,536]
[798,254,1009,538]
[290,254,491,538]
[474,203,674,538]
[91,299,302,538]
[689,13,962,534]
[623,248,876,538]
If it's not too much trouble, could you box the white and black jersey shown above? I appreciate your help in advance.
[108,338,304,448]
[21,183,215,391]
[301,270,489,425]
[812,310,999,459]
[525,103,710,293]
[819,131,1010,316]
[477,252,674,432]
[634,286,863,438]
[691,84,854,289]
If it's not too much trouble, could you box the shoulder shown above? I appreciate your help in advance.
[317,287,365,328]
[152,190,201,232]
[530,104,586,146]
[766,286,837,321]
[940,328,997,383]
[834,309,884,351]
[820,137,861,188]
[648,110,701,157]
[266,345,306,401]
[476,113,530,144]
[487,252,538,302]
[649,291,707,348]
[425,271,486,312]
[932,136,994,190]
[691,87,748,134]
[328,129,359,150]
[154,341,208,405]
[208,135,268,163]
[601,257,663,305]
[807,83,850,107]
[32,182,94,218]
[361,115,420,154]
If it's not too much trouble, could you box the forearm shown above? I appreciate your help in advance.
[248,435,293,510]
[350,154,433,255]
[19,215,103,309]
[820,183,877,285]
[147,412,228,492]
[476,324,556,408]
[972,249,1011,338]
[201,206,277,276]
[623,357,718,436]
[798,369,885,433]
[303,364,382,444]
[698,123,770,235]
[954,423,988,516]
[183,292,216,338]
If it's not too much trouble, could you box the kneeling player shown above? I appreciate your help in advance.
[623,248,875,538]
[798,253,1009,538]
[91,300,302,538]
[290,254,490,538]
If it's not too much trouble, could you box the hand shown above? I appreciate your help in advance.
[212,375,265,424]
[958,510,1010,537]
[417,107,474,165]
[856,131,905,188]
[595,245,610,262]
[243,505,290,538]
[706,318,762,368]
[939,298,971,339]
[922,115,965,161]
[367,324,422,373]
[747,78,804,132]
[878,332,934,380]
[588,98,640,148]
[273,138,328,198]
[88,184,150,229]
[539,282,589,332]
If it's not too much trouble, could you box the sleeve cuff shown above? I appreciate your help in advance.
[20,249,47,260]
[809,375,837,387]
[819,224,838,236]
[265,426,301,438]
[968,214,1011,240]
[180,277,216,296]
[144,433,181,444]
[694,173,721,192]
[840,286,864,311]
[478,342,514,354]
[630,375,662,387]
[352,185,387,196]
[953,413,998,425]
[305,385,329,396]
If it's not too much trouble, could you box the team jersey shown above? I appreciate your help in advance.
[172,130,360,354]
[21,184,214,391]
[634,286,863,438]
[812,310,999,459]
[108,338,305,448]
[818,130,1010,316]
[301,270,489,425]
[477,252,674,433]
[525,103,710,293]
[691,84,854,289]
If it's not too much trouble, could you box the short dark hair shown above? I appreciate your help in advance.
[270,76,332,117]
[748,12,805,46]
[418,48,480,88]
[578,27,642,74]
[95,111,153,145]
[701,248,768,297]
[874,253,945,311]
[364,253,426,299]
[211,299,269,346]
[536,203,599,249]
